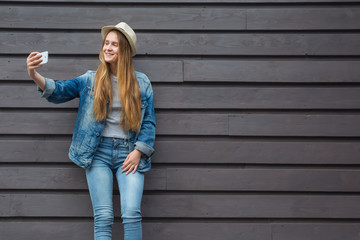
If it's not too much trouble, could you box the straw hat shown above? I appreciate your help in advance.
[101,22,137,56]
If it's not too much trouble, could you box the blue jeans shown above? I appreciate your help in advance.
[86,137,144,240]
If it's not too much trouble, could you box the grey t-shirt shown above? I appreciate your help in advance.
[101,75,128,139]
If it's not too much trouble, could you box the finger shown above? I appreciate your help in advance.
[28,52,40,58]
[27,58,42,68]
[28,65,43,70]
[121,164,131,172]
[28,52,41,61]
[126,166,134,175]
[132,165,138,174]
[30,54,42,62]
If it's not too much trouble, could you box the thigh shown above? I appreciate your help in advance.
[86,148,114,207]
[115,169,144,211]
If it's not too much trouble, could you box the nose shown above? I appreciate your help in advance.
[104,45,112,52]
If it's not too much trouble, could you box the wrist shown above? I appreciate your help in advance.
[134,149,143,157]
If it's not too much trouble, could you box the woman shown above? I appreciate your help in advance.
[26,22,156,240]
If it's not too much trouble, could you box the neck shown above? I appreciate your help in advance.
[110,63,117,76]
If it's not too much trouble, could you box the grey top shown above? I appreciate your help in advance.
[101,75,129,139]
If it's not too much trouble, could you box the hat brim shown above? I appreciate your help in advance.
[101,26,137,57]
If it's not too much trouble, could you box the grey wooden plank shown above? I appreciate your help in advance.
[0,167,166,190]
[2,140,360,165]
[184,60,360,83]
[271,223,360,240]
[0,6,246,30]
[2,32,360,55]
[0,222,271,240]
[165,168,360,192]
[1,167,359,192]
[3,113,360,137]
[0,57,183,82]
[2,7,359,30]
[154,141,360,165]
[4,84,360,109]
[229,114,360,137]
[1,222,359,240]
[154,87,360,109]
[247,8,360,30]
[2,0,360,2]
[1,193,360,218]
[0,112,228,135]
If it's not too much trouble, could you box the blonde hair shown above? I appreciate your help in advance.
[91,30,141,132]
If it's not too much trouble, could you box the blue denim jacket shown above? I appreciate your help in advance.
[38,70,156,172]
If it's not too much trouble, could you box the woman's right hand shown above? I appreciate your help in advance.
[26,52,46,90]
[26,52,43,77]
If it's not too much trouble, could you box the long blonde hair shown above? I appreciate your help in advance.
[91,30,141,132]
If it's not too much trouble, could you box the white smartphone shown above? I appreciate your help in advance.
[38,51,48,65]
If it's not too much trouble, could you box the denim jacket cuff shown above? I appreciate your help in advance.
[37,77,55,98]
[134,141,154,157]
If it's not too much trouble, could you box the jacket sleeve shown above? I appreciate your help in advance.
[38,72,89,104]
[134,82,156,158]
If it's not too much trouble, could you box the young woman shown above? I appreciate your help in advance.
[26,22,156,240]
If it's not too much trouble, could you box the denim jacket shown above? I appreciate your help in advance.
[38,70,156,172]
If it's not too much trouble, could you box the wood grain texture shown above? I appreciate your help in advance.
[2,0,360,2]
[2,112,360,137]
[3,7,359,30]
[1,193,360,218]
[1,167,359,192]
[247,8,360,30]
[3,84,360,109]
[1,222,359,240]
[0,6,246,30]
[0,112,229,135]
[0,57,183,82]
[229,114,360,137]
[1,139,360,165]
[184,60,360,83]
[2,32,360,55]
[1,1,360,238]
[0,222,269,240]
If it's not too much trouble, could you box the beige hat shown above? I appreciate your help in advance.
[101,22,137,57]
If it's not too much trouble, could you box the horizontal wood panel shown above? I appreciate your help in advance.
[0,6,246,30]
[3,84,360,109]
[1,140,359,165]
[229,114,360,137]
[2,112,360,137]
[247,8,360,30]
[165,168,360,192]
[184,60,360,83]
[1,167,359,192]
[1,222,359,240]
[6,58,360,83]
[3,7,359,30]
[0,167,166,191]
[2,32,360,55]
[2,0,360,2]
[1,193,359,218]
[0,57,183,82]
[0,112,229,135]
[0,222,271,240]
[271,223,360,240]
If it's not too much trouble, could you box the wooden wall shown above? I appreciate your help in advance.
[1,0,360,239]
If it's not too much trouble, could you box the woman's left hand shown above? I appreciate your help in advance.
[121,149,142,174]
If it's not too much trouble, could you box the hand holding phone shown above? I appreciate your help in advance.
[37,51,48,65]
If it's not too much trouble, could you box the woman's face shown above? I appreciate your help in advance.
[103,31,119,65]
